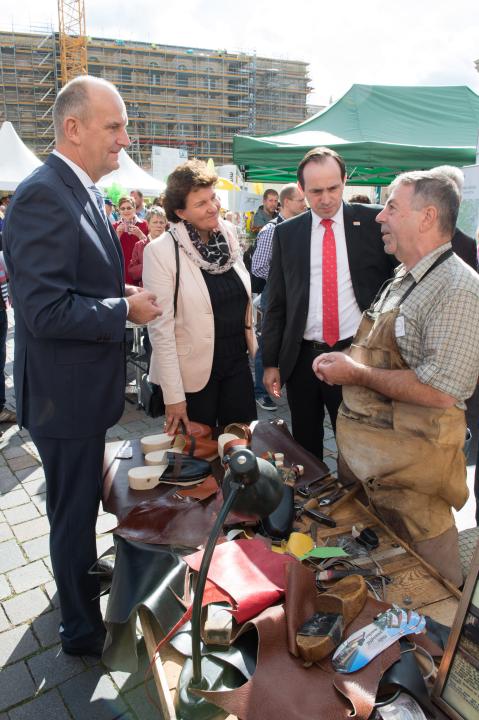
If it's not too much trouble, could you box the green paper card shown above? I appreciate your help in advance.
[300,547,349,560]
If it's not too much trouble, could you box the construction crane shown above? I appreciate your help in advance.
[58,0,88,85]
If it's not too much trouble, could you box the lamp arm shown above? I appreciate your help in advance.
[191,482,242,686]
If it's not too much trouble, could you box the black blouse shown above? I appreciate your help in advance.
[201,268,248,359]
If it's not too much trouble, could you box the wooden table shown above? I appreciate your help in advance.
[103,440,460,719]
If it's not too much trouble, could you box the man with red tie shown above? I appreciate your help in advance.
[262,147,395,459]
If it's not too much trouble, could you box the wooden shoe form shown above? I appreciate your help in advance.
[296,575,368,664]
[144,443,219,465]
[144,449,178,466]
[140,425,216,456]
[223,423,252,441]
[140,433,172,454]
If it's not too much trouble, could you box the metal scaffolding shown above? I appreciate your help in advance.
[0,27,311,167]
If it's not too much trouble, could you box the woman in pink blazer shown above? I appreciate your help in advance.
[142,160,257,434]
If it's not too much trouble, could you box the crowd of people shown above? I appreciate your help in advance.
[2,73,479,657]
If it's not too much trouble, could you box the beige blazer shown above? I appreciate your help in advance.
[142,224,257,405]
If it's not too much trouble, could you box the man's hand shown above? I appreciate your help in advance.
[312,352,362,386]
[263,367,282,398]
[127,290,161,324]
[164,401,191,435]
[125,284,143,297]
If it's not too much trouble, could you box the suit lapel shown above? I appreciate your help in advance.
[299,210,312,312]
[342,201,362,270]
[46,155,124,286]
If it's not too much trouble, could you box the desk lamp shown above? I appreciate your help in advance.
[176,447,283,719]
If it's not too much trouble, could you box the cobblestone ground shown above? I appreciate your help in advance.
[0,308,475,718]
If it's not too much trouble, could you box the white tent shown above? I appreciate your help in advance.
[99,149,166,196]
[0,121,42,191]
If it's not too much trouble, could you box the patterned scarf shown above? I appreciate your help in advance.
[168,219,240,274]
[184,221,231,268]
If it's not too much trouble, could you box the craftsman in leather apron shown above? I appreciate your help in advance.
[337,250,467,586]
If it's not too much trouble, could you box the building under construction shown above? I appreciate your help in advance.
[0,26,311,167]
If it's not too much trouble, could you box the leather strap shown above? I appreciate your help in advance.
[172,452,183,480]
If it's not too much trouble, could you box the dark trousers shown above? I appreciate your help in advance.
[286,340,349,459]
[0,309,7,409]
[254,287,269,399]
[185,353,257,428]
[30,431,106,647]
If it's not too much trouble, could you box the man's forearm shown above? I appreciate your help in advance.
[356,366,456,408]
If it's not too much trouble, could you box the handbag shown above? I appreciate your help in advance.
[140,374,165,418]
[141,235,179,418]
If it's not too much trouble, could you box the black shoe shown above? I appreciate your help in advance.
[62,637,105,658]
[256,395,277,411]
[60,624,106,658]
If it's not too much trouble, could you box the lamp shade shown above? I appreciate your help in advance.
[222,448,283,518]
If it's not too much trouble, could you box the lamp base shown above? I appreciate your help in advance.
[175,655,240,720]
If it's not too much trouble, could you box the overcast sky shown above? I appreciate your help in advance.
[3,0,479,105]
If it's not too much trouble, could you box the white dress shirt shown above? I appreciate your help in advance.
[52,150,103,210]
[303,205,362,342]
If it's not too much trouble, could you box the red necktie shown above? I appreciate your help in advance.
[321,218,339,347]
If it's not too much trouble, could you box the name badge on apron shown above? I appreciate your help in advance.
[395,315,405,337]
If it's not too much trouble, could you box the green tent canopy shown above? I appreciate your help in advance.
[233,84,479,185]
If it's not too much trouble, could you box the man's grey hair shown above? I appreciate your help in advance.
[391,169,460,237]
[429,165,464,196]
[279,183,300,205]
[53,75,120,139]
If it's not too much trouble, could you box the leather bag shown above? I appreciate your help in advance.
[251,419,330,489]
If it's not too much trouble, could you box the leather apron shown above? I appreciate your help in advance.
[337,251,467,585]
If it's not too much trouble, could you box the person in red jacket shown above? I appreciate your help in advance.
[128,207,167,286]
[113,196,148,284]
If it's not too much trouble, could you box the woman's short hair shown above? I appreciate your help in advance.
[146,206,167,224]
[163,160,218,223]
[118,196,135,210]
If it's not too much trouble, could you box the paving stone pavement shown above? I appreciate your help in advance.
[1,309,476,718]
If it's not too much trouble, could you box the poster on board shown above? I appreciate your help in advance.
[457,165,479,238]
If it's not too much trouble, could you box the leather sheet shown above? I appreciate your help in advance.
[196,599,400,720]
[113,495,218,547]
[185,538,297,623]
[102,537,188,672]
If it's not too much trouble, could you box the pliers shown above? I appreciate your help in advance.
[317,488,345,506]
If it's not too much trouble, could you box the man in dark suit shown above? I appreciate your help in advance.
[3,76,161,656]
[262,147,395,458]
[452,227,478,272]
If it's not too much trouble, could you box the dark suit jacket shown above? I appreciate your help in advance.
[262,203,395,383]
[452,228,478,272]
[3,154,128,438]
